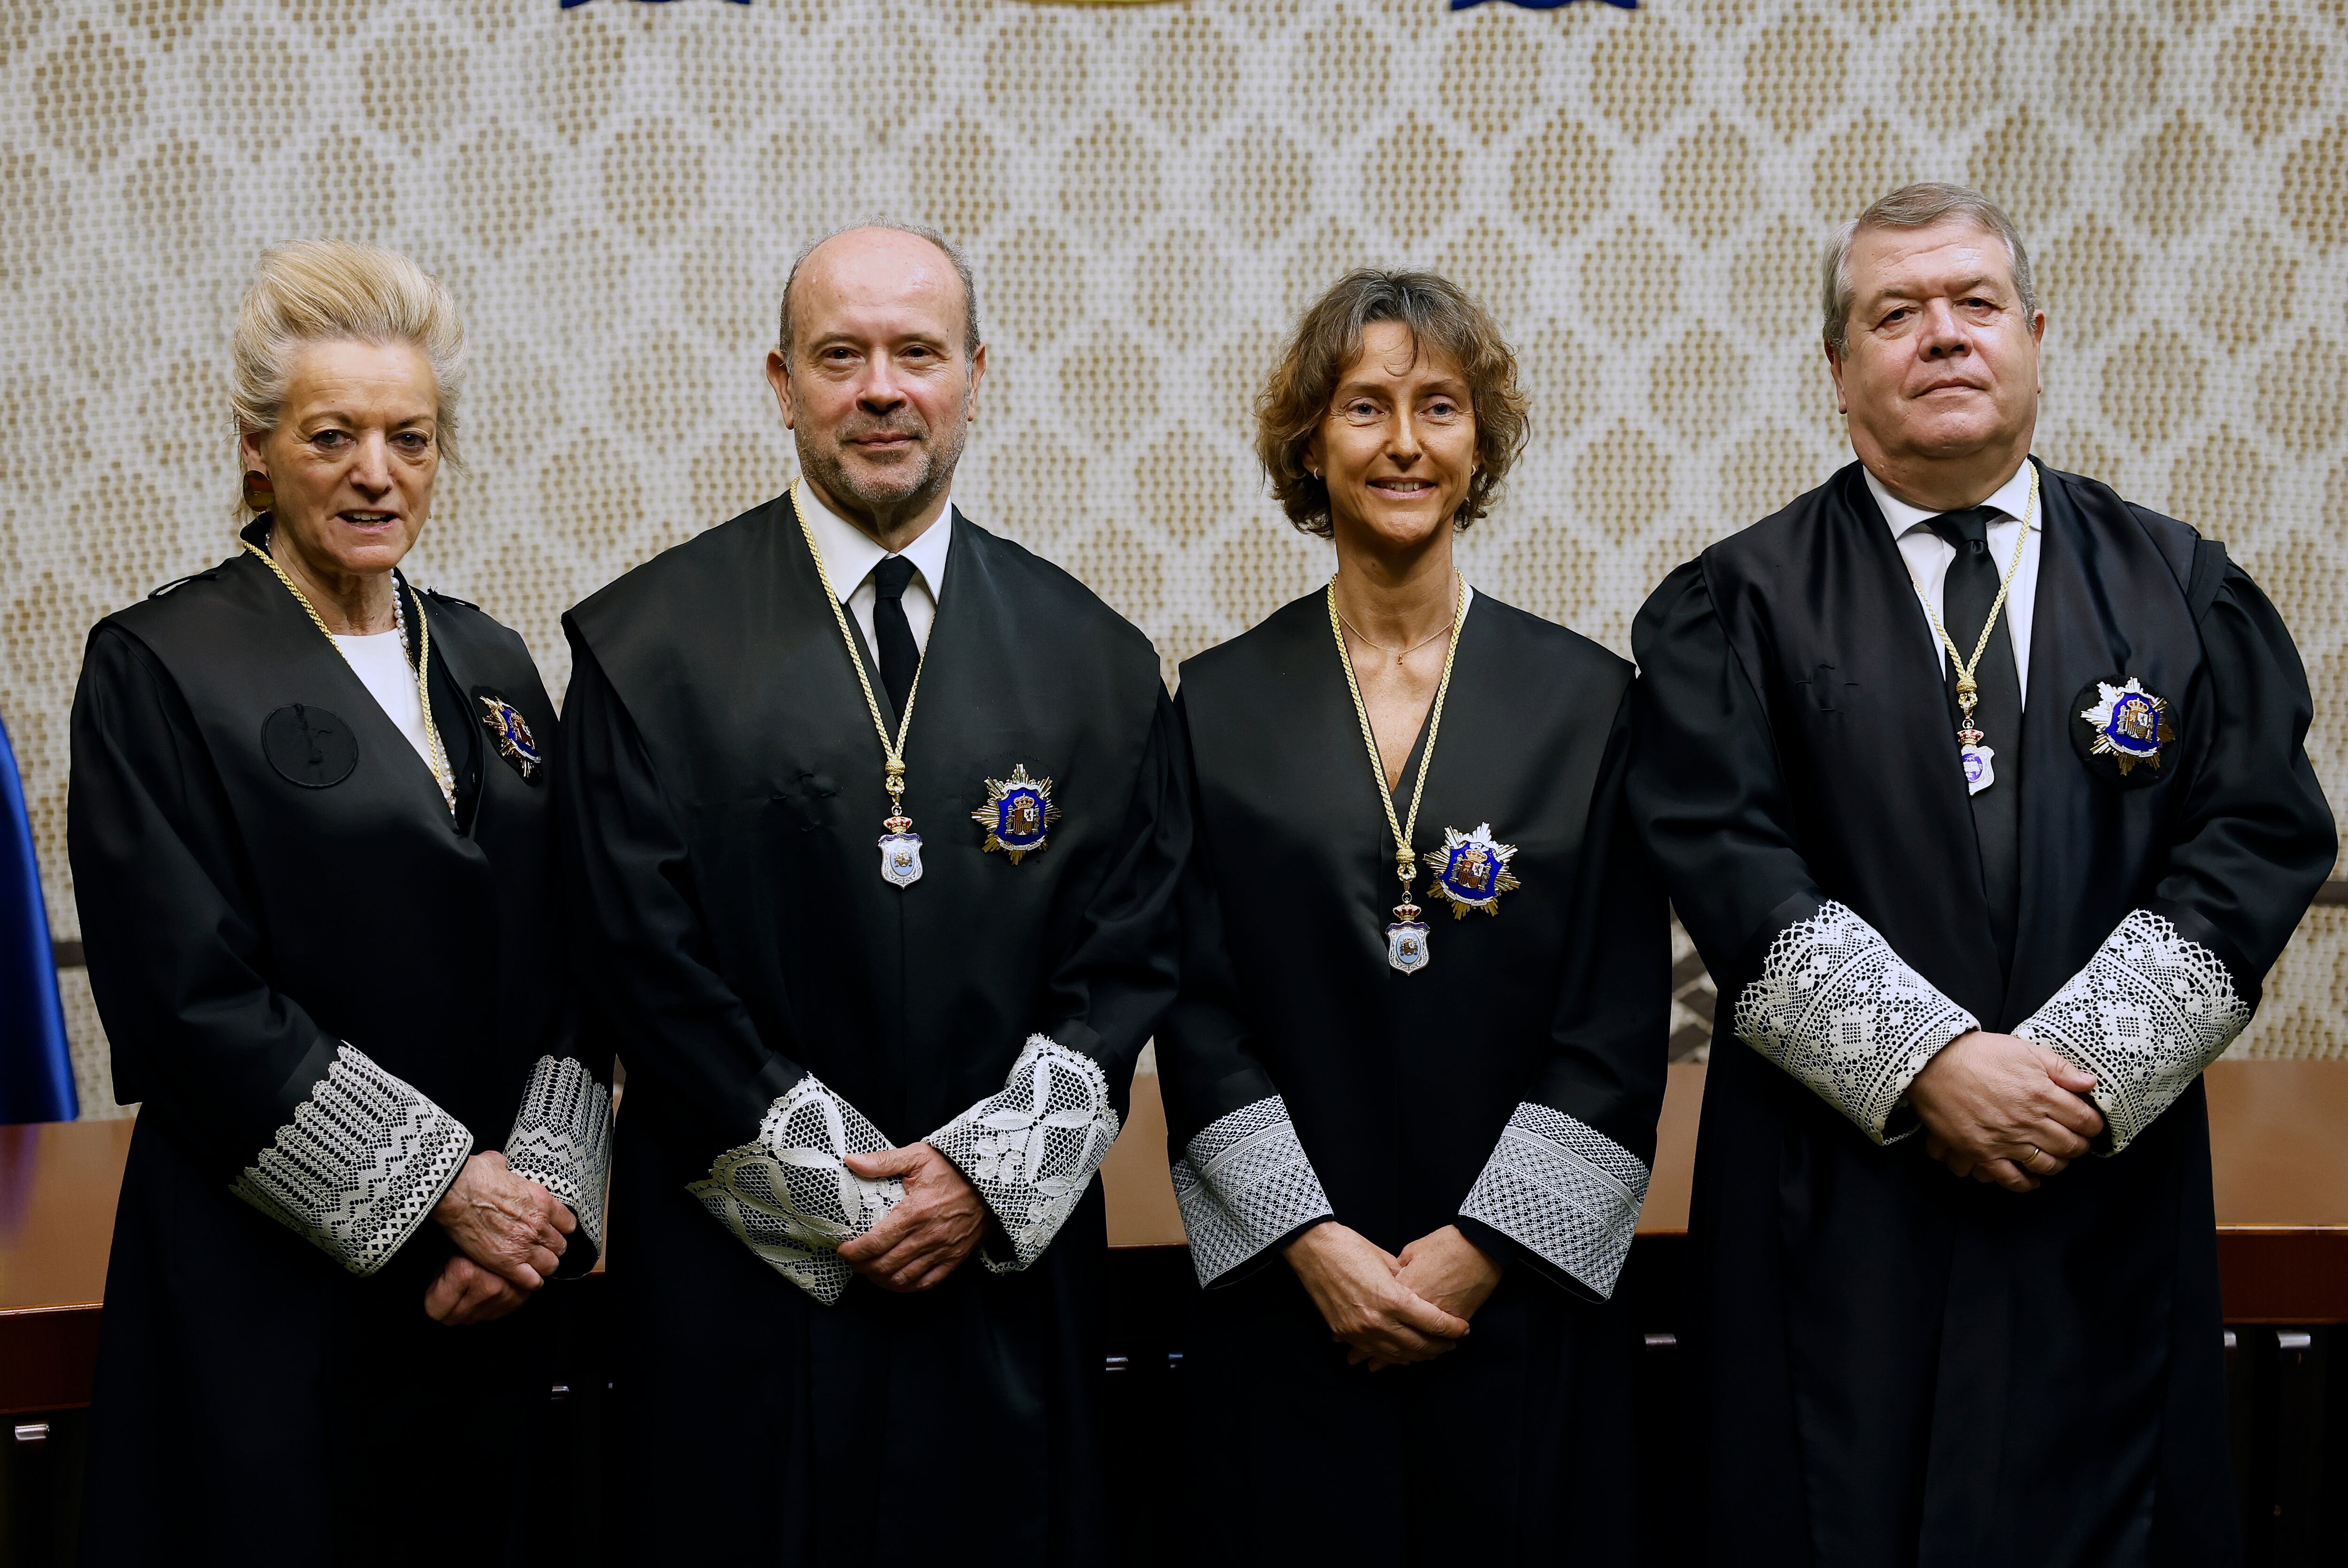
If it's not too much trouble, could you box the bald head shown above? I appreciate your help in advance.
[778,222,980,365]
[765,221,988,546]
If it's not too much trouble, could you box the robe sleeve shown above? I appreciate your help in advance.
[2016,562,2335,1152]
[499,1028,614,1277]
[925,688,1190,1273]
[1151,689,1336,1289]
[1629,562,1978,1145]
[67,623,473,1277]
[556,633,901,1304]
[1455,687,1670,1301]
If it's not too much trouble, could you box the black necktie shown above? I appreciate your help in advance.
[1925,505,2022,977]
[870,556,920,718]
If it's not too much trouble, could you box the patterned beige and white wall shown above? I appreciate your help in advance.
[6,0,2346,1115]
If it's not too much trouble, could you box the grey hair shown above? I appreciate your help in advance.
[778,219,981,363]
[232,239,466,510]
[1821,182,2039,355]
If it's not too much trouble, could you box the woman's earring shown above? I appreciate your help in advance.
[241,470,274,513]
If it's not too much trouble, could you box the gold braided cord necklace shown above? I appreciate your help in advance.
[1902,463,2038,752]
[1327,569,1467,973]
[791,478,932,885]
[241,534,456,815]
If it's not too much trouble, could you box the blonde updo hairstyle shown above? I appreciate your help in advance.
[231,239,466,515]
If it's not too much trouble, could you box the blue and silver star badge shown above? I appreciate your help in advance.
[1427,824,1522,919]
[972,763,1061,863]
[2078,678,2175,775]
[477,693,542,781]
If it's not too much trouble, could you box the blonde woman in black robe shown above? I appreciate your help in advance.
[69,241,610,1565]
[1159,270,1669,1565]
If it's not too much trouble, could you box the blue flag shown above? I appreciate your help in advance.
[0,712,75,1124]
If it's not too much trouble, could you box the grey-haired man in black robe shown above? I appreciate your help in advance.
[1631,183,2333,1567]
[559,223,1184,1563]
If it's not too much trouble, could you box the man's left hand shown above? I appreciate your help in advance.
[838,1142,987,1292]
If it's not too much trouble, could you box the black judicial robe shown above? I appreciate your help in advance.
[68,526,612,1566]
[1158,589,1669,1565]
[558,494,1183,1565]
[1630,461,2335,1568]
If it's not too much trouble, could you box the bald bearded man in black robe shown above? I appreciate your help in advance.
[560,223,1184,1562]
[1632,185,2333,1567]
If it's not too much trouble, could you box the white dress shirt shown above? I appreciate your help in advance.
[1864,461,2042,707]
[332,630,435,768]
[799,483,953,659]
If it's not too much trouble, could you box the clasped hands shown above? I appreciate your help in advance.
[837,1141,988,1293]
[1282,1220,1496,1373]
[1908,1028,2106,1193]
[423,1150,576,1325]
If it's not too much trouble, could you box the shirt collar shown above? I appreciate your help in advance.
[1863,459,2039,540]
[796,481,955,604]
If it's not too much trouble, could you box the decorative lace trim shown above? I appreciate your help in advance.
[929,1034,1120,1274]
[230,1044,472,1277]
[1731,900,1978,1144]
[1169,1095,1334,1288]
[2016,909,2250,1154]
[1459,1102,1648,1299]
[687,1075,904,1305]
[503,1054,614,1253]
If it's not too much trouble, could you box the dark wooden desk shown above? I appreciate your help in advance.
[8,1060,2348,1414]
[0,1118,128,1416]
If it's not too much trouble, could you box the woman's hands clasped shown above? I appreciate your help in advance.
[423,1150,575,1326]
[1282,1220,1479,1371]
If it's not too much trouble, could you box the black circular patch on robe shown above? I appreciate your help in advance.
[262,704,359,788]
[2068,676,2174,791]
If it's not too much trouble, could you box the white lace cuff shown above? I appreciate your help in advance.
[2016,910,2250,1154]
[503,1054,614,1254]
[1732,900,1978,1144]
[1459,1102,1648,1299]
[230,1043,473,1277]
[687,1075,904,1305]
[929,1034,1120,1273]
[1169,1095,1334,1288]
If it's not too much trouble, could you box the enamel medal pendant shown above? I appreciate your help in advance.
[1386,899,1432,974]
[878,825,923,887]
[1384,848,1432,973]
[1953,678,1995,797]
[1959,741,1996,796]
[877,759,923,888]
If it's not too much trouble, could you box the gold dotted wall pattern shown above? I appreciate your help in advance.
[6,0,2348,1113]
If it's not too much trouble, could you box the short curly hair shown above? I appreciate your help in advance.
[1255,269,1529,538]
